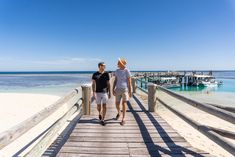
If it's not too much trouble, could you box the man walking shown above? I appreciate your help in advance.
[113,58,132,126]
[92,62,111,126]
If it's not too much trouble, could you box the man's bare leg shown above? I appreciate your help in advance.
[121,101,127,125]
[102,104,106,120]
[115,101,121,120]
[97,104,102,120]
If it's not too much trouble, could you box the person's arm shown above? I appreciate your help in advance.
[112,76,117,96]
[126,70,132,97]
[106,73,111,98]
[92,79,96,98]
[127,77,132,97]
[107,80,111,98]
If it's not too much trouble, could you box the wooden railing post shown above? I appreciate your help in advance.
[81,84,91,115]
[131,77,136,93]
[148,83,157,112]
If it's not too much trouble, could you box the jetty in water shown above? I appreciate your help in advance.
[0,77,234,156]
[133,71,223,88]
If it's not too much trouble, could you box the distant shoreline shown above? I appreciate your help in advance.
[0,70,235,75]
[0,71,96,75]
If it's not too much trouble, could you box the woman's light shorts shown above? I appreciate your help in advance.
[115,88,129,102]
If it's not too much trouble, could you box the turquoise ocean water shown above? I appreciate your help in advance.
[0,72,93,96]
[1,71,235,96]
[171,78,235,93]
[171,71,235,93]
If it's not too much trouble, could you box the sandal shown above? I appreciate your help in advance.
[120,120,125,126]
[101,120,105,126]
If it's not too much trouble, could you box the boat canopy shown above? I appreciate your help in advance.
[191,75,214,78]
[161,77,177,80]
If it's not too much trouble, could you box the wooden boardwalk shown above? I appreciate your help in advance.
[55,94,212,157]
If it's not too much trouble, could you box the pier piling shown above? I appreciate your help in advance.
[81,85,91,115]
[131,77,136,93]
[148,83,158,112]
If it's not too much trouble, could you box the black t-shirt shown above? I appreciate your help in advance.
[92,71,110,93]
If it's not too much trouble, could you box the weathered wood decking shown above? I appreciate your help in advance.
[54,94,211,157]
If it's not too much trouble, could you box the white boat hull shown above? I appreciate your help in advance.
[200,81,219,87]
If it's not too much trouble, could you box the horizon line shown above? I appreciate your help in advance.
[0,70,235,73]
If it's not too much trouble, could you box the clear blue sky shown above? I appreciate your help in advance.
[0,0,235,71]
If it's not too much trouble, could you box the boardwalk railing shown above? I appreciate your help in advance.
[0,84,92,157]
[136,77,148,93]
[134,78,235,156]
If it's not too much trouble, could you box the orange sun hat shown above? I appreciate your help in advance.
[118,58,127,67]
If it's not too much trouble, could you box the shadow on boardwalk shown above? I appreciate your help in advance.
[129,95,204,156]
[42,95,209,157]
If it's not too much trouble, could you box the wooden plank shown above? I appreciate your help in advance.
[80,118,166,123]
[62,141,190,149]
[77,120,168,124]
[80,117,166,122]
[76,121,172,127]
[70,132,181,138]
[127,142,191,148]
[59,147,129,155]
[57,153,129,157]
[75,125,174,131]
[78,118,168,123]
[131,154,213,157]
[160,155,214,157]
[67,136,186,143]
[207,103,235,113]
[133,155,213,157]
[63,142,128,148]
[76,121,168,126]
[84,114,163,119]
[73,129,177,134]
[76,123,170,127]
[129,147,209,155]
[208,126,235,139]
[54,93,211,157]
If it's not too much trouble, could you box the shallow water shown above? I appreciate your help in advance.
[0,73,92,96]
[1,71,235,96]
[170,79,235,93]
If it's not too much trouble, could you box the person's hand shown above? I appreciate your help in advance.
[129,91,132,98]
[113,89,116,96]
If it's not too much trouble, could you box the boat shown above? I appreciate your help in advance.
[186,74,222,87]
[160,77,181,88]
[200,79,223,87]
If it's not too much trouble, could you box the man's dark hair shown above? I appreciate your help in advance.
[98,62,105,67]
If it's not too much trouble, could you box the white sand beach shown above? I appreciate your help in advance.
[0,93,61,156]
[136,90,235,157]
[0,93,60,133]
